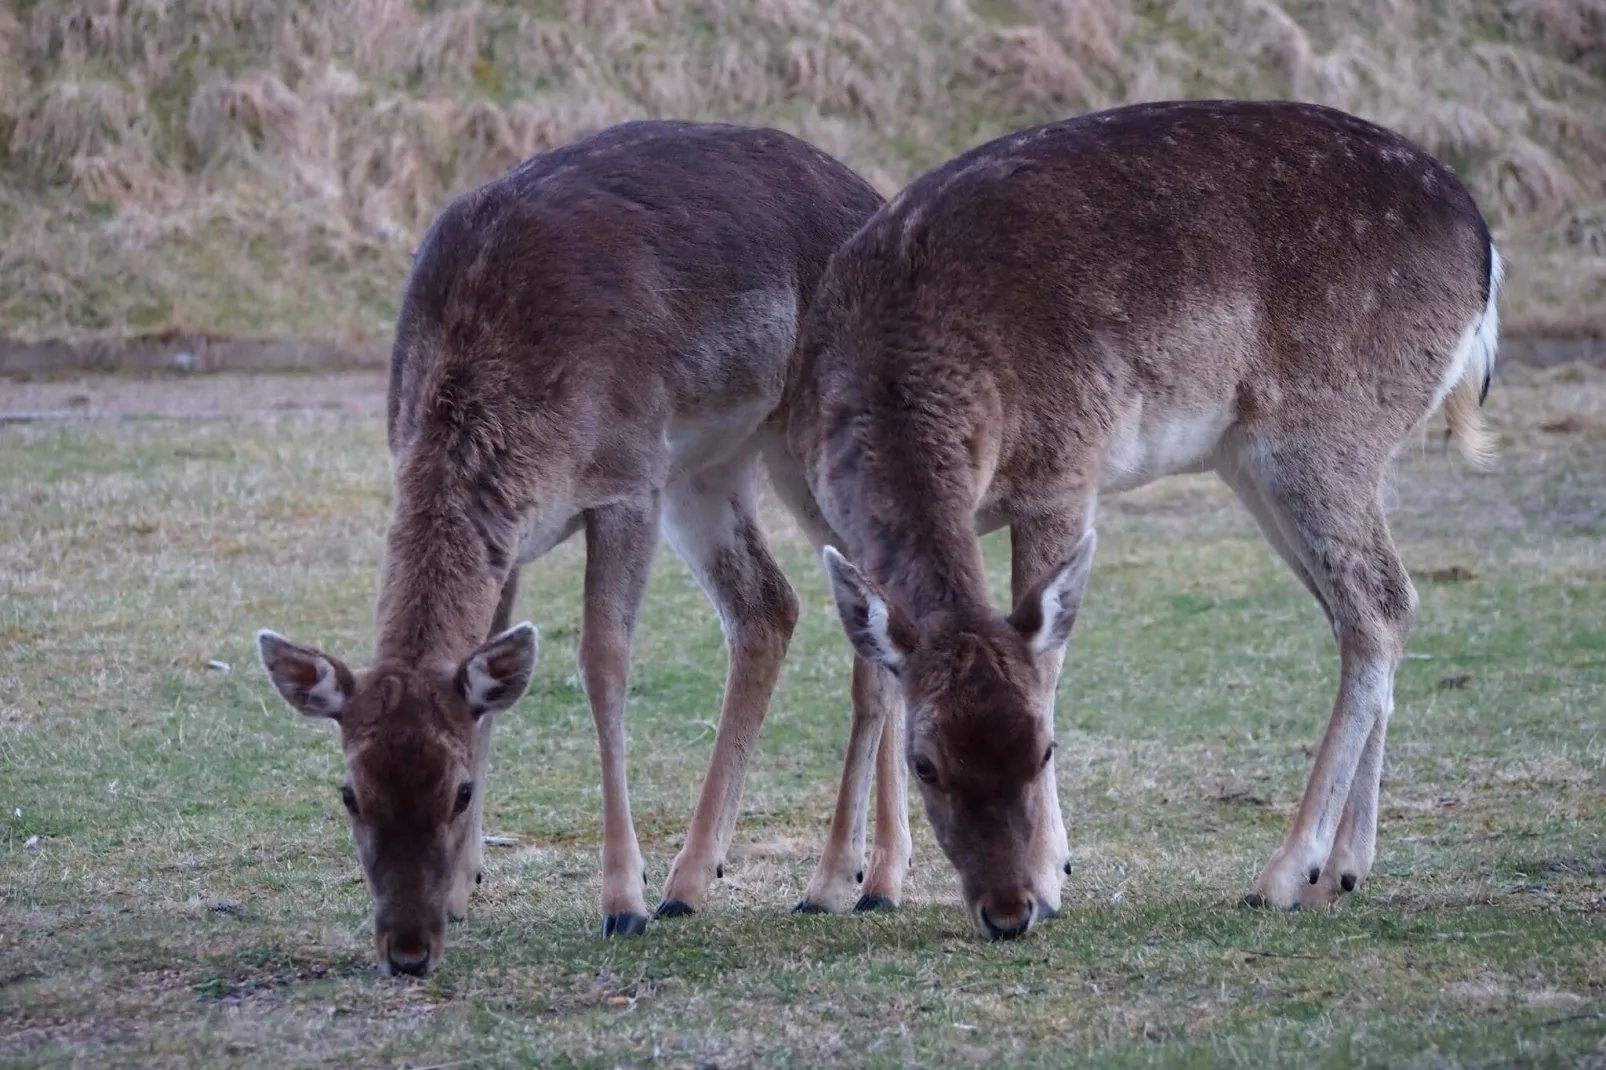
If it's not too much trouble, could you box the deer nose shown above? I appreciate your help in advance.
[386,943,432,977]
[979,896,1036,941]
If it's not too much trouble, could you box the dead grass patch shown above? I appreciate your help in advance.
[1,0,1603,344]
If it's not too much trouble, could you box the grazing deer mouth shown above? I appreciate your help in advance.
[375,926,443,978]
[972,896,1040,941]
[970,899,1034,944]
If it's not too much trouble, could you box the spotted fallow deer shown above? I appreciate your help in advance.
[256,120,884,975]
[765,99,1503,939]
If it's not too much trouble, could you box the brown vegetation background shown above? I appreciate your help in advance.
[2,0,1603,345]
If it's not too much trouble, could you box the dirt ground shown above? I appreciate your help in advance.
[4,357,1606,418]
[7,363,1604,547]
[0,371,390,418]
[4,364,1605,446]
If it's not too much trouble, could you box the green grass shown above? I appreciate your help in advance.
[2,370,1605,1066]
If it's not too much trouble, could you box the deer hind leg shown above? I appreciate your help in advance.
[1224,444,1415,910]
[654,450,799,917]
[1305,711,1388,908]
[450,567,523,914]
[1219,464,1389,905]
[581,495,661,937]
[1217,465,1336,635]
[1010,510,1088,917]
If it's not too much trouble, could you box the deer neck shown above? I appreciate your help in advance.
[372,470,512,668]
[848,471,993,630]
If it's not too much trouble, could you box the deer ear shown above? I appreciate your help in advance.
[257,630,354,720]
[1009,530,1097,655]
[457,622,539,717]
[822,547,913,671]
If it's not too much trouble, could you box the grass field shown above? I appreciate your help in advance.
[2,0,1605,344]
[2,363,1605,1067]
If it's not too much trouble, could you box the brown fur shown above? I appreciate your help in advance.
[767,99,1503,937]
[260,120,884,973]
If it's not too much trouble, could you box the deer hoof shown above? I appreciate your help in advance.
[655,899,696,919]
[601,912,649,938]
[791,900,830,915]
[852,894,896,913]
[1240,889,1305,911]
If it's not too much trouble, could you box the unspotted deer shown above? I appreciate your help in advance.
[766,99,1502,939]
[257,120,884,975]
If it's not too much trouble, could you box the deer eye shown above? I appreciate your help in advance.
[454,782,474,816]
[340,784,358,816]
[912,756,939,785]
[1042,742,1057,769]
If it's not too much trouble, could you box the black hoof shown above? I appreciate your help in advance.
[791,900,830,915]
[853,894,896,913]
[1340,873,1357,892]
[601,912,649,938]
[655,899,695,919]
[1240,892,1266,909]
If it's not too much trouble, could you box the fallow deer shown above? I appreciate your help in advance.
[765,99,1503,939]
[257,119,884,974]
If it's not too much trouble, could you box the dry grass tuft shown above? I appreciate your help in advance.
[1,0,1603,342]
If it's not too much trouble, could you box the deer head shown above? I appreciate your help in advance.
[822,531,1095,939]
[255,622,538,976]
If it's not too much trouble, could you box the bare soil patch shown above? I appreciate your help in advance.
[0,370,388,418]
[6,362,1604,551]
[6,354,1601,425]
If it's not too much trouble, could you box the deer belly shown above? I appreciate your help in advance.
[664,395,776,479]
[1100,405,1235,493]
